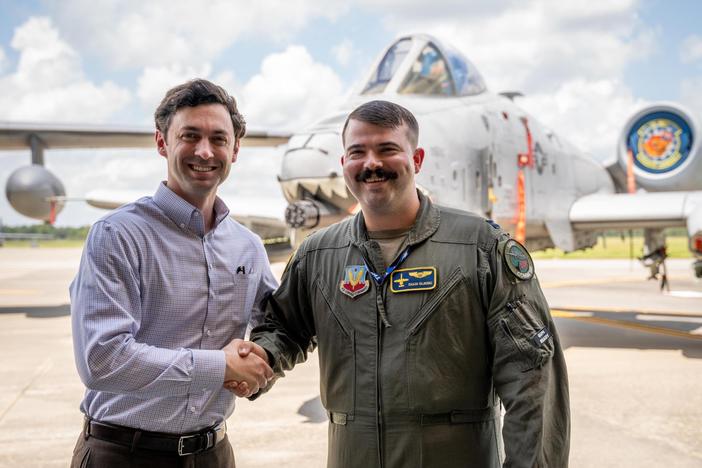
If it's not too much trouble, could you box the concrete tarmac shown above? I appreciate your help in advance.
[0,248,701,467]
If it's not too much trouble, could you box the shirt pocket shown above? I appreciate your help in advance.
[496,298,554,372]
[221,272,258,325]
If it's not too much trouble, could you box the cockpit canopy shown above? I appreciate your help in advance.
[361,35,487,97]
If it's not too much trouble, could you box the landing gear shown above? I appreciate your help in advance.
[640,246,669,291]
[640,229,669,292]
[693,259,702,279]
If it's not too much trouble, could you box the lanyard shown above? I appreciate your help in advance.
[365,246,411,286]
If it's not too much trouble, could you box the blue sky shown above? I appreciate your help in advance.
[1,0,701,226]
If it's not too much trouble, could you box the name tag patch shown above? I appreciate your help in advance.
[532,328,552,347]
[390,267,437,293]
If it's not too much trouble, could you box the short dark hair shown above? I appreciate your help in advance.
[154,78,246,141]
[341,100,419,149]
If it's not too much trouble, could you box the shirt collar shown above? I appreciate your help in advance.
[348,189,440,246]
[153,182,231,236]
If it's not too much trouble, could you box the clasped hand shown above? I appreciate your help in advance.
[222,339,273,398]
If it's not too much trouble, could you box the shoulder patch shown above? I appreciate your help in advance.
[486,219,501,230]
[503,239,534,281]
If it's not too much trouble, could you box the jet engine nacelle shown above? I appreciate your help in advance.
[618,102,701,192]
[5,165,66,222]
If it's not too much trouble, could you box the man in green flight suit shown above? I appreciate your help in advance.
[241,100,570,467]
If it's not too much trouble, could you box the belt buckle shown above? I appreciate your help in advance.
[177,434,201,456]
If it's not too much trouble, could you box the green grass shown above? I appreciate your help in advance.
[2,236,694,259]
[1,239,86,248]
[532,236,692,259]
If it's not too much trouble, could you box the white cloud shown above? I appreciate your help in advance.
[0,17,131,122]
[333,39,355,67]
[51,0,350,71]
[681,35,702,64]
[136,63,213,118]
[240,45,345,130]
[0,46,6,73]
[358,0,521,20]
[520,78,647,160]
[680,77,702,123]
[350,0,654,160]
[370,0,651,93]
[332,38,357,67]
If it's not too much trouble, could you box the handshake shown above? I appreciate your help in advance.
[222,339,274,398]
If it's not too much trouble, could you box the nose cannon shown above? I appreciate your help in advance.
[285,199,345,229]
[279,134,357,232]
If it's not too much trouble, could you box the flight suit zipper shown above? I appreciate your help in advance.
[407,268,464,336]
[375,283,385,468]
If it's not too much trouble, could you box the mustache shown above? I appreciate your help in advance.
[355,168,399,182]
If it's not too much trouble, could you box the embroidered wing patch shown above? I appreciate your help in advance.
[390,267,437,293]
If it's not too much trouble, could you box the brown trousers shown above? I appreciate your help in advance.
[70,431,236,468]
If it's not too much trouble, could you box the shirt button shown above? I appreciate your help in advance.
[179,223,185,228]
[190,406,196,413]
[206,329,212,337]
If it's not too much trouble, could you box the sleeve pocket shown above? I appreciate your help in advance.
[495,299,554,372]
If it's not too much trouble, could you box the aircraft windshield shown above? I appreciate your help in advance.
[399,44,454,96]
[362,38,412,95]
[443,44,486,96]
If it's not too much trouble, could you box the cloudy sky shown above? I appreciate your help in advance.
[1,0,701,226]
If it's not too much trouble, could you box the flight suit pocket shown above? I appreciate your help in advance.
[497,298,554,372]
[315,277,356,415]
[406,267,493,411]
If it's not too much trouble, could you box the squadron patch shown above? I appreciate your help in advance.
[390,267,437,293]
[340,265,370,298]
[503,239,534,281]
[486,219,501,230]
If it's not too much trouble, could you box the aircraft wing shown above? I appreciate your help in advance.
[0,121,290,150]
[81,189,291,260]
[570,192,702,238]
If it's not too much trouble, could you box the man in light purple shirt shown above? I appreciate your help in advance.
[70,79,276,467]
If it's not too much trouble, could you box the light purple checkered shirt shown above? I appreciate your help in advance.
[70,182,277,433]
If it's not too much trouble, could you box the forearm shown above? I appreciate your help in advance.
[495,336,570,467]
[73,330,225,398]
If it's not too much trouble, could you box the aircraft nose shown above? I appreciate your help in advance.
[280,147,341,180]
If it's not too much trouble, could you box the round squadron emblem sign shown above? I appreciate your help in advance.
[627,111,692,174]
[504,239,534,281]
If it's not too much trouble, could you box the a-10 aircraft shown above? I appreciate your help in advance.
[2,34,702,280]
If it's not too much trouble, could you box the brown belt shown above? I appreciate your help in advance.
[84,417,227,456]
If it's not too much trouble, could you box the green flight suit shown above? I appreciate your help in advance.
[251,192,570,467]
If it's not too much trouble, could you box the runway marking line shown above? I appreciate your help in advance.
[549,304,701,317]
[0,289,40,296]
[551,309,702,341]
[541,275,688,289]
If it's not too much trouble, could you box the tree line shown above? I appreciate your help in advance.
[0,224,91,240]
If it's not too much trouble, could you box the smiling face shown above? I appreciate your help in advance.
[341,119,424,221]
[156,103,239,208]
